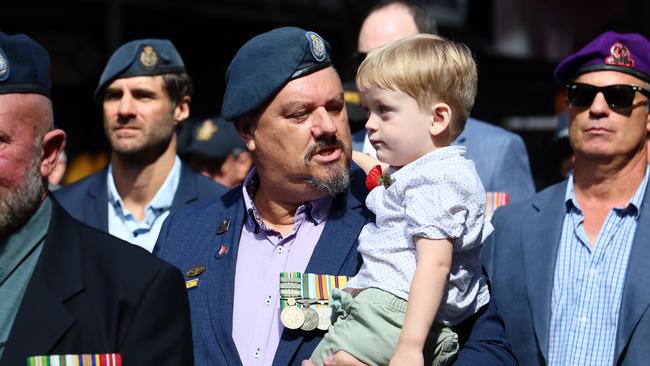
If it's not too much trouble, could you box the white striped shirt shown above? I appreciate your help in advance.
[548,170,649,365]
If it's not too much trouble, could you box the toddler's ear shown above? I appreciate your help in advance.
[429,103,451,137]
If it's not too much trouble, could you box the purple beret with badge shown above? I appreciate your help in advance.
[554,31,650,85]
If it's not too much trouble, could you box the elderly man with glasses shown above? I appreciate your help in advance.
[482,31,650,366]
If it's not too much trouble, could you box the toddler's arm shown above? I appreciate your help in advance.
[351,151,387,174]
[390,237,453,366]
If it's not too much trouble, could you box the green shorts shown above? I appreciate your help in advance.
[310,287,458,366]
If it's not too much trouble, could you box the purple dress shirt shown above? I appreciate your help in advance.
[232,171,332,365]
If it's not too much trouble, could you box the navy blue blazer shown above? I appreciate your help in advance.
[54,161,226,231]
[482,180,650,365]
[155,168,517,366]
[352,118,535,203]
[0,197,194,366]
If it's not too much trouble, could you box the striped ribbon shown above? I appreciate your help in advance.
[26,353,122,366]
[486,192,510,219]
[280,272,349,309]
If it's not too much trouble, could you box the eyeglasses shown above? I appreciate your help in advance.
[565,83,650,110]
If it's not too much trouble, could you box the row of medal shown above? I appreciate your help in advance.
[279,274,333,331]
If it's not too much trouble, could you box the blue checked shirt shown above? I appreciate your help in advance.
[548,170,649,365]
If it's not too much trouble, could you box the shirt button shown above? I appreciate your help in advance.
[253,348,261,359]
[264,295,272,306]
[277,246,284,253]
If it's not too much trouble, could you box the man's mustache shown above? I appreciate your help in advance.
[304,136,347,163]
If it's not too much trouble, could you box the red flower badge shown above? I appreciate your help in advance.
[365,165,392,191]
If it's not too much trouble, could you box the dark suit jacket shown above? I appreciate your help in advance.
[482,180,650,365]
[0,198,194,366]
[352,118,535,203]
[155,168,517,366]
[54,161,226,231]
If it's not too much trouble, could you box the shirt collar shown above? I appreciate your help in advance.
[241,166,332,234]
[0,196,51,284]
[564,167,650,216]
[107,156,182,214]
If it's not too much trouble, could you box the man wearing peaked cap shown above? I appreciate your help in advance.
[184,115,253,188]
[0,32,194,365]
[55,38,226,253]
[155,26,516,366]
[483,31,650,366]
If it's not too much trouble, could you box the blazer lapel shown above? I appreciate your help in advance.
[522,182,567,361]
[87,169,109,231]
[273,187,370,365]
[206,194,246,366]
[615,182,650,362]
[170,163,199,211]
[1,200,84,365]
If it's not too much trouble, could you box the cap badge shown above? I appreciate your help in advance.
[0,48,9,82]
[606,42,635,68]
[306,32,326,62]
[344,90,360,105]
[197,119,218,141]
[139,45,158,69]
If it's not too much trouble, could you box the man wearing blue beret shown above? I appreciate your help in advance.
[483,31,650,365]
[155,26,516,366]
[349,0,536,205]
[0,32,193,365]
[55,38,226,252]
[184,115,253,188]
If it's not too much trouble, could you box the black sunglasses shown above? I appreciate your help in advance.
[565,83,650,110]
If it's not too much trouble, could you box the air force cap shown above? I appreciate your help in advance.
[94,39,186,101]
[554,31,650,85]
[221,27,332,121]
[0,32,51,98]
[186,116,246,160]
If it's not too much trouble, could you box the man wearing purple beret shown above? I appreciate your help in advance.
[483,31,650,365]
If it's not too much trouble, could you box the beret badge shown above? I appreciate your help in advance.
[139,45,158,69]
[0,48,9,82]
[196,119,219,141]
[306,31,326,62]
[606,42,635,68]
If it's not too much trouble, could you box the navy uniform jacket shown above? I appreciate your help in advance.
[0,197,194,366]
[155,168,517,365]
[482,180,650,365]
[54,162,226,231]
[352,118,535,203]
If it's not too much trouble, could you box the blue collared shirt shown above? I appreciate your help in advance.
[548,169,649,365]
[107,156,181,252]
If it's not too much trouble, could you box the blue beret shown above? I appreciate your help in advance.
[94,38,186,101]
[186,116,245,160]
[221,27,332,121]
[554,31,650,85]
[0,32,51,98]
